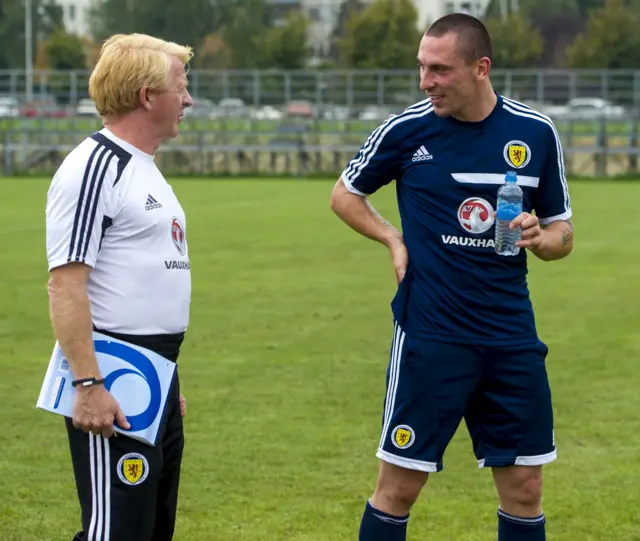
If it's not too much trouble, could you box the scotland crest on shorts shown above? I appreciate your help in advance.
[117,452,150,485]
[391,425,415,449]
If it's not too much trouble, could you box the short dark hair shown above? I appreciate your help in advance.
[425,13,493,64]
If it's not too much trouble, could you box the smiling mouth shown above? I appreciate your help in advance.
[429,95,444,103]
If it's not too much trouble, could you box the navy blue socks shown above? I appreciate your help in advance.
[498,508,546,540]
[359,499,409,541]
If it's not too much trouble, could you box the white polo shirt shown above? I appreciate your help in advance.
[46,128,191,335]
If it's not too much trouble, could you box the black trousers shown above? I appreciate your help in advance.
[67,329,185,541]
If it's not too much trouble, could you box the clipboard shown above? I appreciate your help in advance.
[36,331,176,446]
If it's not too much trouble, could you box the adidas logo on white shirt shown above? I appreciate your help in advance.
[412,145,433,162]
[145,194,162,210]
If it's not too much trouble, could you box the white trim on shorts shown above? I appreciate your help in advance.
[375,322,439,473]
[377,322,405,450]
[477,449,557,469]
[376,449,439,473]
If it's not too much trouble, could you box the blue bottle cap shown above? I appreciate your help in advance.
[505,171,517,182]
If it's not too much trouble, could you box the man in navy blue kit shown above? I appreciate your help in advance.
[330,13,574,541]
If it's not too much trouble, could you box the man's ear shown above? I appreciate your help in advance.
[139,86,154,111]
[476,57,491,80]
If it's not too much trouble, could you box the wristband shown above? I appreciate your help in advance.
[71,377,105,388]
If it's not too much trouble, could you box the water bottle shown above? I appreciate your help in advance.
[494,171,523,256]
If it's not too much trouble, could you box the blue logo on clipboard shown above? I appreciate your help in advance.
[94,340,162,432]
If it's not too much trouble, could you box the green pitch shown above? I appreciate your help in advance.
[0,178,639,540]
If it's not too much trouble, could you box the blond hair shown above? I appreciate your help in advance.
[89,33,194,117]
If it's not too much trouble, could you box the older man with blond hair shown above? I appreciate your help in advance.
[45,34,194,541]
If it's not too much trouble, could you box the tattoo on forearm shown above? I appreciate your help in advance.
[561,228,573,248]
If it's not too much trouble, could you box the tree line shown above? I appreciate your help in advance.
[0,0,637,71]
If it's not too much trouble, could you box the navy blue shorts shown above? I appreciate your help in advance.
[376,322,556,472]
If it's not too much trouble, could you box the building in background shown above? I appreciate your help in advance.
[291,0,492,61]
[302,0,340,58]
[413,0,490,29]
[56,0,491,62]
[57,0,92,37]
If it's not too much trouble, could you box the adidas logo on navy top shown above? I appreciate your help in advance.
[145,194,162,210]
[412,145,433,162]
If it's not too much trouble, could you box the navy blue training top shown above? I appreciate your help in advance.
[341,94,572,346]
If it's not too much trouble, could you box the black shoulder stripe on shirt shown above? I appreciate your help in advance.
[81,150,116,261]
[68,145,112,264]
[66,134,134,265]
[98,216,113,253]
[90,132,132,186]
[66,142,102,263]
[66,134,134,264]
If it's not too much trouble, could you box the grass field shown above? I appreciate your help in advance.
[1,177,639,541]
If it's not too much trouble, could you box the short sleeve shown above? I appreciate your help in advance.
[341,117,402,196]
[46,150,117,271]
[534,121,572,225]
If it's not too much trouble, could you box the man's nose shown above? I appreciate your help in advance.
[420,72,436,92]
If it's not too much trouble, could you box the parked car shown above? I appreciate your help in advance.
[251,105,284,120]
[0,96,20,117]
[218,98,247,117]
[22,94,68,118]
[286,100,315,118]
[543,98,625,120]
[76,98,99,117]
[183,97,219,119]
[359,106,392,121]
[321,105,350,121]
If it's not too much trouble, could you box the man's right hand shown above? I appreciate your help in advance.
[72,385,130,438]
[388,237,409,286]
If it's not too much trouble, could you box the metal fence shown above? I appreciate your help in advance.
[1,68,640,109]
[1,68,638,178]
[1,115,638,178]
